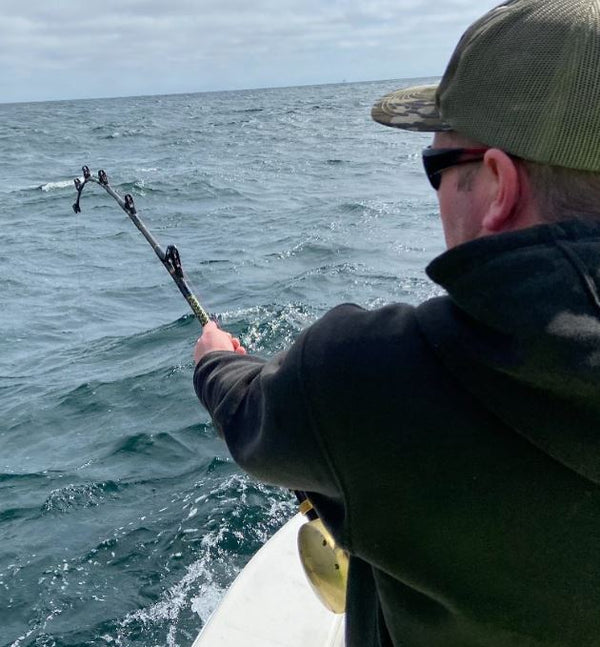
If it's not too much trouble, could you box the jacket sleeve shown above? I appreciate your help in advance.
[194,301,425,550]
[193,321,344,500]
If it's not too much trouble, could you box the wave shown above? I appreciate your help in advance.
[112,474,294,646]
[38,179,79,192]
[109,431,193,460]
[41,480,122,514]
[232,107,264,114]
[35,174,158,196]
[90,123,148,139]
[0,471,53,484]
[0,505,40,523]
[67,312,195,362]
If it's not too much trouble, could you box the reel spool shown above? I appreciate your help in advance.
[297,498,349,614]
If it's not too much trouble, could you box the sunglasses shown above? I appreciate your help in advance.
[422,147,490,190]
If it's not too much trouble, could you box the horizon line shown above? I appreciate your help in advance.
[0,75,441,108]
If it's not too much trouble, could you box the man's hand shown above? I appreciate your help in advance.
[193,320,247,365]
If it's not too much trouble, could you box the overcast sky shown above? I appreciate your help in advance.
[0,0,502,104]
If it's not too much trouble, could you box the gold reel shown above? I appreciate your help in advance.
[297,499,349,614]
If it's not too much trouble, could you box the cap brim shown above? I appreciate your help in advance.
[371,84,451,132]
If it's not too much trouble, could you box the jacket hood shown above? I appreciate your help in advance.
[417,219,600,484]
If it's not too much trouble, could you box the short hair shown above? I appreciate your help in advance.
[520,161,600,223]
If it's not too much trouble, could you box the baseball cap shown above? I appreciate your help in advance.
[371,0,600,171]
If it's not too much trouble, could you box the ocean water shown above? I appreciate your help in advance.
[0,79,446,647]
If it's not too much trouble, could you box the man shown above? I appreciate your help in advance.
[193,0,600,644]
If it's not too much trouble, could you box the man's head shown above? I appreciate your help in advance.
[372,0,600,247]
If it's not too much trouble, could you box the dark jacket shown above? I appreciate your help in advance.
[194,220,600,646]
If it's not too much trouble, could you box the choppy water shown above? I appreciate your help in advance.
[0,79,445,646]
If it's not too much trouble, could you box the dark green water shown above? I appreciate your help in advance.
[0,79,445,646]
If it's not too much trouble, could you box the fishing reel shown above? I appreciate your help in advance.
[297,496,349,614]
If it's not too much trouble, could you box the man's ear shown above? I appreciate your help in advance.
[480,149,521,233]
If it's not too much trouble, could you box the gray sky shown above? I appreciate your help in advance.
[0,0,502,104]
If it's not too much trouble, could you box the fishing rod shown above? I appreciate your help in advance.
[72,166,348,613]
[72,166,210,326]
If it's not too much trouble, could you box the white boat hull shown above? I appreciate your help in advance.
[193,513,345,647]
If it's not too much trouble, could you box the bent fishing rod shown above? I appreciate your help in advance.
[72,166,210,326]
[74,167,303,505]
[72,167,348,612]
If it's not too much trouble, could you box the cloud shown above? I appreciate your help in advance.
[0,0,503,103]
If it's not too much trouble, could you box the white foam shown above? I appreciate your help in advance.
[118,545,223,647]
[39,179,79,192]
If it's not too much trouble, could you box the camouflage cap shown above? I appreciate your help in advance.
[372,0,600,172]
[371,85,451,132]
